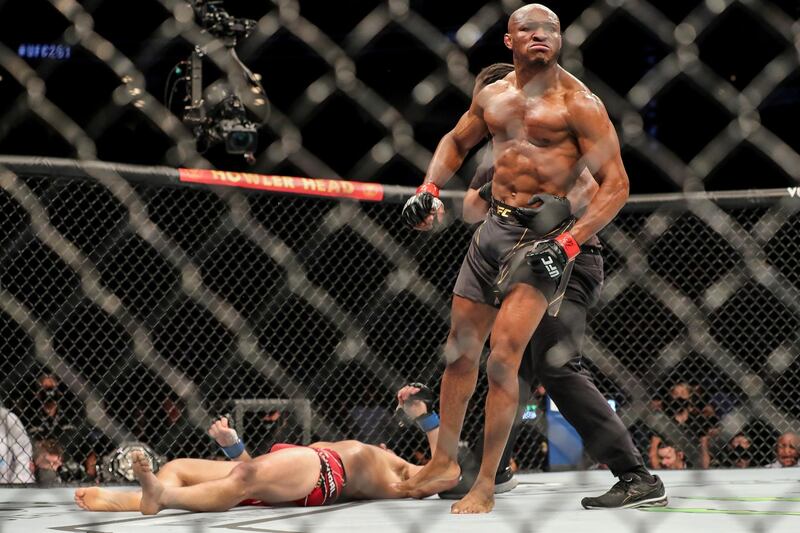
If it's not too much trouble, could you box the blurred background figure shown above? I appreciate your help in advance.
[27,374,73,439]
[767,432,798,468]
[725,433,755,469]
[656,442,688,470]
[649,382,715,469]
[152,394,212,459]
[26,373,95,474]
[0,404,35,483]
[32,438,64,485]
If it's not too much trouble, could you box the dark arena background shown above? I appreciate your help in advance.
[0,1,799,532]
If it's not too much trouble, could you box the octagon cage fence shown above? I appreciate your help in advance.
[0,156,798,488]
[0,0,799,526]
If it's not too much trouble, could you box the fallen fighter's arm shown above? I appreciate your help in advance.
[397,384,439,453]
[208,416,253,462]
[207,386,441,464]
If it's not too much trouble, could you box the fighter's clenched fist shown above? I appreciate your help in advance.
[402,183,445,231]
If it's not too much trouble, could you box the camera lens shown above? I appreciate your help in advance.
[225,129,257,154]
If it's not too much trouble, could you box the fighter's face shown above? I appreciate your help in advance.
[504,10,561,66]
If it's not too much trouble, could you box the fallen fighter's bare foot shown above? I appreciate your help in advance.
[132,452,164,515]
[74,487,141,512]
[450,478,495,514]
[394,456,460,498]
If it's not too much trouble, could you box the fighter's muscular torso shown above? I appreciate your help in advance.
[477,67,594,208]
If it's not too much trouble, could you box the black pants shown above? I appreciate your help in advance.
[487,252,644,477]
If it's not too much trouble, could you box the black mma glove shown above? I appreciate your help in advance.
[476,181,493,203]
[395,382,439,432]
[525,232,581,280]
[402,183,444,229]
[406,382,434,412]
[514,194,573,236]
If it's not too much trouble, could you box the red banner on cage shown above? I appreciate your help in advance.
[178,168,385,201]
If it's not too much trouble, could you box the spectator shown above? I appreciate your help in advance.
[0,404,35,483]
[767,432,798,468]
[649,382,710,469]
[152,395,212,459]
[656,442,688,470]
[259,409,303,452]
[691,384,717,419]
[699,427,721,469]
[82,429,113,481]
[33,438,64,485]
[724,433,754,468]
[411,449,429,465]
[27,374,85,462]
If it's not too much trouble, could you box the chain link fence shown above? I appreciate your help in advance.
[0,160,798,487]
[0,1,798,524]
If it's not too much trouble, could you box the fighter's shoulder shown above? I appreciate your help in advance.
[555,67,602,108]
[562,87,608,127]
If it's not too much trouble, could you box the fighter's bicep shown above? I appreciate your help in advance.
[450,103,489,151]
[568,93,623,180]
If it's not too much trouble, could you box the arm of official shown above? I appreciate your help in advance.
[463,166,495,223]
[568,167,600,216]
[208,417,253,462]
[567,92,630,244]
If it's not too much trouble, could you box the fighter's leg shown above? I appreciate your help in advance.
[134,447,321,515]
[75,458,239,512]
[74,488,141,512]
[396,295,496,497]
[452,283,548,514]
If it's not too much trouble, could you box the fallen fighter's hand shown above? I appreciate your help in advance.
[395,383,439,432]
[397,384,428,419]
[525,232,580,280]
[208,415,239,447]
[402,183,445,231]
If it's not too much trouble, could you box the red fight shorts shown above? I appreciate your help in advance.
[240,443,347,507]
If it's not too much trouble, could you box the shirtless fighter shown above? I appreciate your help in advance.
[74,385,436,514]
[398,4,665,513]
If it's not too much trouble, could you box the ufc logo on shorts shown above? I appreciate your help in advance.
[540,256,559,278]
[496,206,511,217]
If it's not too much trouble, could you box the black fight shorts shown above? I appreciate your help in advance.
[453,200,597,308]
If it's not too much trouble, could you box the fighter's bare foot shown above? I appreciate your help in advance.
[74,487,141,512]
[450,479,495,514]
[132,452,164,515]
[394,457,460,499]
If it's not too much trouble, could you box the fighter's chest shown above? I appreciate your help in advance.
[484,94,570,145]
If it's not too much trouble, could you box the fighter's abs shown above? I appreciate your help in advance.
[491,140,579,206]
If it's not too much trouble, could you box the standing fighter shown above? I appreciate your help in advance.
[397,4,665,513]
